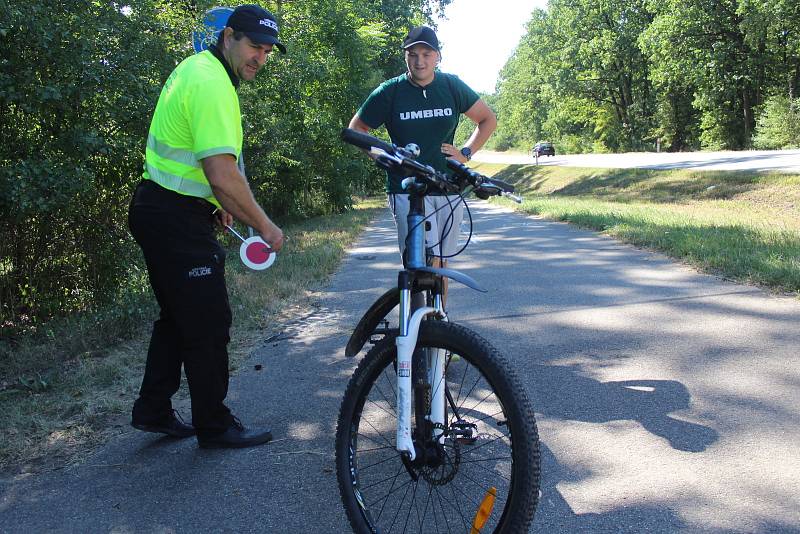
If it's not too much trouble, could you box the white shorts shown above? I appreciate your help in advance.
[388,194,465,260]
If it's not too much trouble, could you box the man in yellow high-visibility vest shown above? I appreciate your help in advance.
[128,4,285,449]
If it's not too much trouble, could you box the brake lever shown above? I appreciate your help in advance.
[370,147,400,162]
[501,191,523,204]
[369,147,404,171]
[474,181,523,203]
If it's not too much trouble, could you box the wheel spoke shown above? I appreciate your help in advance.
[431,484,456,534]
[388,477,413,533]
[359,451,405,472]
[356,444,395,454]
[453,356,470,406]
[357,418,394,449]
[402,479,420,533]
[443,431,511,457]
[365,396,397,422]
[372,370,398,416]
[454,373,483,414]
[383,366,398,407]
[375,462,408,522]
[367,475,414,507]
[462,387,496,415]
[460,456,513,483]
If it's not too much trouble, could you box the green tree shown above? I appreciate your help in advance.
[492,11,550,150]
[753,95,800,148]
[0,0,450,334]
[0,0,194,329]
[494,0,656,153]
[641,0,764,149]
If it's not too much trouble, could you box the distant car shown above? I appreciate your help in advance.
[532,141,555,157]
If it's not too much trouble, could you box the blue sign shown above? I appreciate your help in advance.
[192,6,233,53]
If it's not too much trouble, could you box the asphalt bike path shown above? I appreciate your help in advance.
[1,202,799,532]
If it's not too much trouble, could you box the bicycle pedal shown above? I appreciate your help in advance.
[452,420,478,444]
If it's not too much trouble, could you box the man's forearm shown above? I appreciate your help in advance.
[203,156,283,249]
[464,115,497,153]
[212,173,266,228]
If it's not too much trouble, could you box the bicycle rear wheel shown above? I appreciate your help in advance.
[336,321,540,533]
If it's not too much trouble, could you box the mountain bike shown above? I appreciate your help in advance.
[335,128,540,533]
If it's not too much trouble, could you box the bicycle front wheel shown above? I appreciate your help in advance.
[336,321,540,533]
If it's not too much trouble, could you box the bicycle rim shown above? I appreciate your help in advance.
[336,321,539,533]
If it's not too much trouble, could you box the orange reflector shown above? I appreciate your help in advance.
[469,486,497,534]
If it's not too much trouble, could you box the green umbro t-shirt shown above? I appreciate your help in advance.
[356,72,479,194]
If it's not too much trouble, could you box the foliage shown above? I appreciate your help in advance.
[0,0,194,334]
[0,0,449,336]
[753,95,800,149]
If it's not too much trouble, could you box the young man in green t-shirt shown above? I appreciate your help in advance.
[348,26,496,300]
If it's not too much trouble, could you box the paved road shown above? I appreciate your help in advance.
[2,203,799,533]
[474,148,800,173]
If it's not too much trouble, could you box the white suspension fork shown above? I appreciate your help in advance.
[428,347,447,442]
[395,289,436,461]
[428,293,447,441]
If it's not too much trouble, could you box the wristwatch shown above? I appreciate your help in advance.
[460,146,472,161]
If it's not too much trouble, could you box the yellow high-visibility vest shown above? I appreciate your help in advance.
[143,50,242,208]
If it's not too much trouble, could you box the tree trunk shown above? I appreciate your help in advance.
[743,89,751,148]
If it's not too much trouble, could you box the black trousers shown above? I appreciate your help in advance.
[128,180,233,436]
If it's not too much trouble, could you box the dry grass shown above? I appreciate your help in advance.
[0,199,383,475]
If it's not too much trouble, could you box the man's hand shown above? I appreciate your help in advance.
[202,153,285,252]
[259,224,285,252]
[214,208,234,229]
[441,143,468,164]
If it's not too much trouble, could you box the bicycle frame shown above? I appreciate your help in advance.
[344,182,487,461]
[394,187,449,460]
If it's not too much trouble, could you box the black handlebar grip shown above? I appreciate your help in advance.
[446,158,515,191]
[446,158,470,175]
[341,128,395,154]
[484,177,516,193]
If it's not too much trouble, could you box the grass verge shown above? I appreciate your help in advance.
[472,163,800,295]
[0,199,384,475]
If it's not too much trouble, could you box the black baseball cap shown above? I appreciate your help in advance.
[226,4,286,54]
[402,26,439,51]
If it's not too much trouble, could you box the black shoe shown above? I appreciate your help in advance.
[197,417,272,449]
[132,409,196,438]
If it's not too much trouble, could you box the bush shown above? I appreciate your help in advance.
[753,95,800,150]
[0,0,428,336]
[0,1,193,332]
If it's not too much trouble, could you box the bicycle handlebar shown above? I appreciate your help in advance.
[341,128,522,202]
[341,127,395,154]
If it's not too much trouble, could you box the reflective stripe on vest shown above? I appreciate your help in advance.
[147,133,201,169]
[145,162,213,198]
